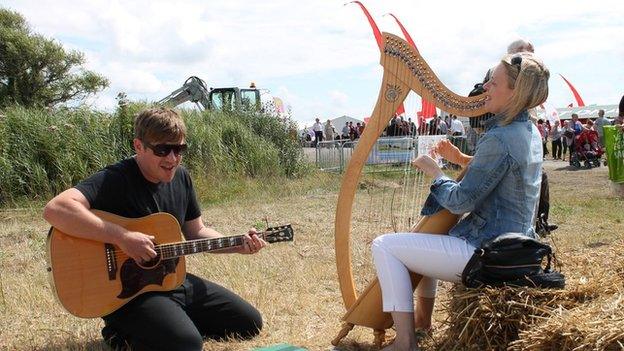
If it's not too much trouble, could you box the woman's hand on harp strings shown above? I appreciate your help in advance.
[412,154,444,179]
[433,139,472,168]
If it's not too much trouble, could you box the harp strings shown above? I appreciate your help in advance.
[349,33,486,291]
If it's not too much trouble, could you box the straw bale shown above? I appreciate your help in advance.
[434,239,624,350]
[509,294,624,351]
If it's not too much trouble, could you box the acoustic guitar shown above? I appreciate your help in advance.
[46,210,294,318]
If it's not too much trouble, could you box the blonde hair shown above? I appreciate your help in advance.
[134,107,186,143]
[499,52,549,125]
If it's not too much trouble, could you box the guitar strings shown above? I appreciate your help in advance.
[105,227,291,260]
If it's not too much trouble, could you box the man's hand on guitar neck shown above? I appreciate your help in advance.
[183,217,267,254]
[237,229,267,255]
[116,231,158,263]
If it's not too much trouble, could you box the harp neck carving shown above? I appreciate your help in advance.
[381,32,488,117]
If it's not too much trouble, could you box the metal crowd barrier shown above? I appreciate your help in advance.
[315,133,481,173]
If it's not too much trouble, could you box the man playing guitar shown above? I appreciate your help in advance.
[43,107,266,350]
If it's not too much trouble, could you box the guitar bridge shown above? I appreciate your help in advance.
[105,244,117,280]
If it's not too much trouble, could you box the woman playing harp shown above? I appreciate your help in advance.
[371,52,550,351]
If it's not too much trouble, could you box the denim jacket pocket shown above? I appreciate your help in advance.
[451,211,489,247]
[470,211,487,229]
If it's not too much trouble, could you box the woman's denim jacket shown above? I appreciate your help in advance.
[421,110,542,248]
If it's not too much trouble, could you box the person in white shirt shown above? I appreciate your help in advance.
[449,115,465,136]
[312,118,324,147]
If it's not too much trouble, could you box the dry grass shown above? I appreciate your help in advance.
[1,160,623,350]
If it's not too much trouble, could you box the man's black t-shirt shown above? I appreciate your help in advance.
[74,157,201,228]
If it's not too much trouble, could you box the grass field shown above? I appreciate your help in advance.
[0,160,622,351]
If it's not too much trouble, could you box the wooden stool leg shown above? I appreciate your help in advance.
[373,329,386,348]
[331,322,354,346]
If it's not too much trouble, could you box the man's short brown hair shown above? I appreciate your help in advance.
[134,108,187,143]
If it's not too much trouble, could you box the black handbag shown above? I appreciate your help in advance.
[461,233,565,289]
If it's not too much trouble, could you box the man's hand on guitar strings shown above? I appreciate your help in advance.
[117,231,157,263]
[239,228,268,254]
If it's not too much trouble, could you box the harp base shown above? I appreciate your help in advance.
[330,323,386,348]
[373,329,387,348]
[331,322,353,346]
[331,274,421,347]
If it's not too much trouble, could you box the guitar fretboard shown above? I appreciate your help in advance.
[156,234,258,259]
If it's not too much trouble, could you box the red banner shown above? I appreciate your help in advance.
[386,13,436,118]
[559,74,585,107]
[348,2,405,118]
[348,1,383,49]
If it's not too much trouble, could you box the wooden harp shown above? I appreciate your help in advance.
[332,32,488,346]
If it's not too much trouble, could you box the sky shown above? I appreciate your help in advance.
[3,0,623,127]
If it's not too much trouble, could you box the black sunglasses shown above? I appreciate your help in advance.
[511,55,522,72]
[143,142,188,157]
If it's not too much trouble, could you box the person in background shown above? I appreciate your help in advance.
[342,122,350,141]
[408,118,417,137]
[312,118,324,147]
[594,109,610,148]
[550,120,563,160]
[349,121,358,140]
[324,119,336,142]
[437,116,448,135]
[562,120,575,163]
[568,113,583,164]
[449,115,465,136]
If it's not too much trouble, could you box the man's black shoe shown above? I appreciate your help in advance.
[546,224,558,232]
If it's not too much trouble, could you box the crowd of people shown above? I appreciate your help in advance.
[301,118,367,146]
[385,114,465,138]
[302,113,470,148]
[536,109,622,166]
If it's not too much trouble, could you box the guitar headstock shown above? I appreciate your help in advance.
[264,224,294,243]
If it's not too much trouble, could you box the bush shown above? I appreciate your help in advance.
[0,105,306,205]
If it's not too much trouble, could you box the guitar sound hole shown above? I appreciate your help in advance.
[137,252,162,269]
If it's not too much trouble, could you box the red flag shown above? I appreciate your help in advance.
[386,13,418,52]
[567,103,573,108]
[395,103,405,116]
[348,2,405,117]
[348,1,382,50]
[386,13,436,119]
[423,100,437,118]
[559,74,585,107]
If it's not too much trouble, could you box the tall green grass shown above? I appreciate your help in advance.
[0,104,307,206]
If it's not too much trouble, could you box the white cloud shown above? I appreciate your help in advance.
[3,0,623,125]
[329,90,348,108]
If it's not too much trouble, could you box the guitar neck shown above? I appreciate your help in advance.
[156,233,267,259]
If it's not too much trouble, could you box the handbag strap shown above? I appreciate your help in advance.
[461,249,483,286]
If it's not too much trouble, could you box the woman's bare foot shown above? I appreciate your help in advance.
[413,317,431,332]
